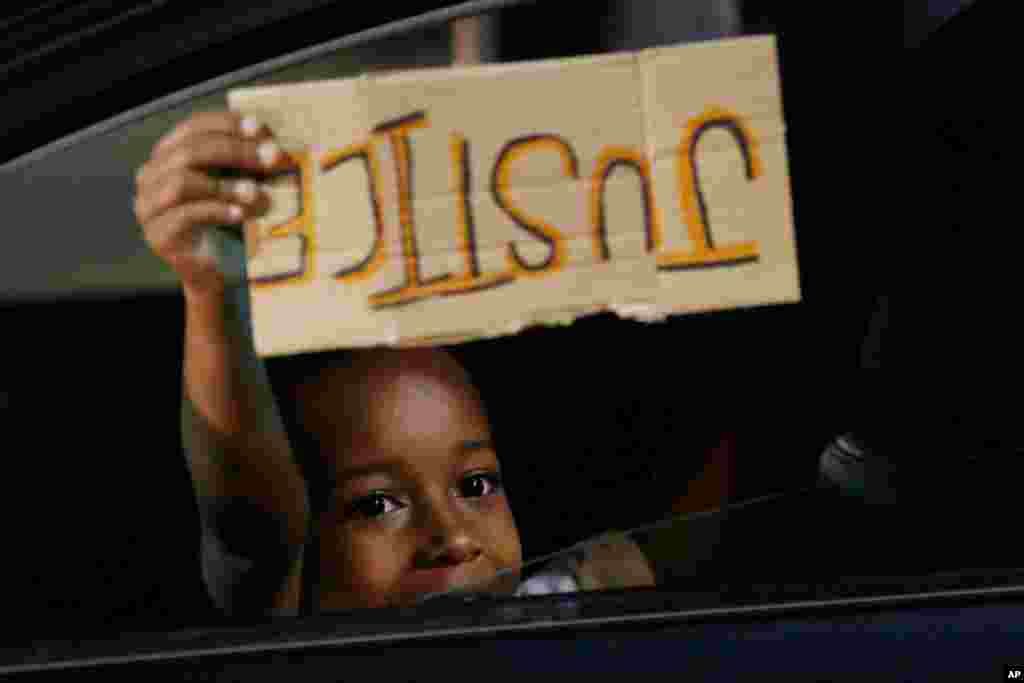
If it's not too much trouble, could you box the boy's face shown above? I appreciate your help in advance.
[295,349,522,610]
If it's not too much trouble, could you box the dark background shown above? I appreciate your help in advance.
[0,0,927,650]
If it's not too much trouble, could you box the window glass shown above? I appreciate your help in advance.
[9,3,1006,672]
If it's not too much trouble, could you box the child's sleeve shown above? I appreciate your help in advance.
[196,495,303,617]
[514,531,657,596]
[514,554,581,596]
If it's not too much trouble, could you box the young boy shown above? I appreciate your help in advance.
[279,344,524,612]
[135,108,656,617]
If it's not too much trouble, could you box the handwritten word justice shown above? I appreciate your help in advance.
[250,105,763,310]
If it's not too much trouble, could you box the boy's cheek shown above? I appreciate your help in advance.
[485,504,524,570]
[474,490,518,522]
[320,532,414,608]
[481,567,521,597]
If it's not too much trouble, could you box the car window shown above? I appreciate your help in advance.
[7,2,1009,675]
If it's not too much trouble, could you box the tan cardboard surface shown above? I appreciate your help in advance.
[228,35,800,356]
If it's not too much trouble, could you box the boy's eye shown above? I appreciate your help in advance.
[459,472,502,498]
[349,493,403,519]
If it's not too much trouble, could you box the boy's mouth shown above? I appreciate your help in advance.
[401,564,478,597]
[410,567,523,604]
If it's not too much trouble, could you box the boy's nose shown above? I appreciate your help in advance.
[426,533,482,566]
[418,507,482,567]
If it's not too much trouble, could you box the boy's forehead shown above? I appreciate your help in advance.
[319,347,474,394]
[312,363,495,477]
[326,360,471,414]
[300,349,489,451]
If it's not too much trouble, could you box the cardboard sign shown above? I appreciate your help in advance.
[228,35,799,357]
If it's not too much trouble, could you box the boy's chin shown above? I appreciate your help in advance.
[413,570,521,605]
[472,569,521,597]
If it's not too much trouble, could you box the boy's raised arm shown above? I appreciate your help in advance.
[183,281,308,615]
[135,111,309,615]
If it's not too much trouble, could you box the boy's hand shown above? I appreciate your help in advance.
[134,111,280,301]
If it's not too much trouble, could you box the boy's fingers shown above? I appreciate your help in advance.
[144,200,248,258]
[137,134,284,188]
[135,169,219,225]
[135,169,263,225]
[154,111,267,156]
